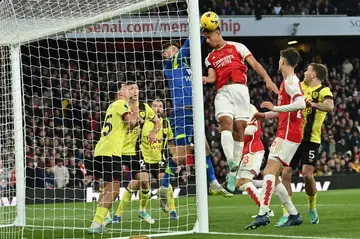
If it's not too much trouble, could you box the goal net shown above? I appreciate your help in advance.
[0,0,209,238]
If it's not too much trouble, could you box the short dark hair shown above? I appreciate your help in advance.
[310,63,328,81]
[162,41,180,50]
[125,81,137,86]
[280,47,301,67]
[201,26,221,33]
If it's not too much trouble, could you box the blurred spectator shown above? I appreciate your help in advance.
[0,160,9,190]
[45,167,55,188]
[343,58,354,75]
[52,159,69,188]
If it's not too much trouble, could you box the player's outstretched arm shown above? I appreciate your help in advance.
[203,67,216,84]
[261,97,306,113]
[178,36,205,61]
[246,56,279,94]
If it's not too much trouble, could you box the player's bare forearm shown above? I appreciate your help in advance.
[246,56,279,93]
[203,68,216,84]
[264,111,278,119]
[151,115,161,134]
[246,56,271,82]
[311,99,334,112]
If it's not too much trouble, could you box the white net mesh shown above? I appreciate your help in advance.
[0,0,202,238]
[0,46,22,239]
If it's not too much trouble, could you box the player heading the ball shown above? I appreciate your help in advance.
[201,11,279,192]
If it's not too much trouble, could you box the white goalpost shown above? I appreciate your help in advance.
[0,0,209,238]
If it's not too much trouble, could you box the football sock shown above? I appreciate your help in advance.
[240,182,260,207]
[206,154,217,183]
[168,184,176,211]
[116,188,133,217]
[139,189,150,211]
[275,183,298,216]
[162,159,177,188]
[307,193,317,210]
[233,141,244,165]
[93,206,109,224]
[221,130,235,169]
[259,174,275,215]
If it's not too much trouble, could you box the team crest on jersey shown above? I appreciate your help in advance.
[163,128,167,134]
[227,48,233,53]
[140,112,146,118]
[312,92,319,99]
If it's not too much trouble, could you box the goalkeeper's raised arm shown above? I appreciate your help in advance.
[160,37,233,199]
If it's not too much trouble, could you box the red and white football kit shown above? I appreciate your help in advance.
[205,41,252,121]
[236,105,265,180]
[268,74,304,166]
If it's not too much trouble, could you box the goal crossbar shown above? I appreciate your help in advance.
[0,0,175,45]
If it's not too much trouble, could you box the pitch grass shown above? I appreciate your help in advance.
[9,189,360,238]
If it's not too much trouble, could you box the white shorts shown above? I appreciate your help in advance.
[215,84,251,121]
[268,137,300,166]
[236,151,264,180]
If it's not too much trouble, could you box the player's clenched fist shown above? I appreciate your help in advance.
[260,101,274,110]
[202,76,209,85]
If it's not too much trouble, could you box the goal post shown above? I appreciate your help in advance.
[11,44,26,228]
[0,0,210,238]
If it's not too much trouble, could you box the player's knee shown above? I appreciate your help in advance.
[140,179,150,189]
[263,159,280,176]
[282,167,293,182]
[219,116,233,131]
[236,178,251,189]
[302,169,314,182]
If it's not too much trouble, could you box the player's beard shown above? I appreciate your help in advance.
[157,111,163,118]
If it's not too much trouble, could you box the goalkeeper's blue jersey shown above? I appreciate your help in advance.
[163,39,193,108]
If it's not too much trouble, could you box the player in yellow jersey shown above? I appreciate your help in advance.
[88,84,135,234]
[112,99,179,223]
[277,63,334,226]
[119,82,160,224]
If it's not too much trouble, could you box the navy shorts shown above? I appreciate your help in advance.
[170,108,194,146]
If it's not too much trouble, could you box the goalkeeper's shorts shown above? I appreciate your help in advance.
[170,108,194,146]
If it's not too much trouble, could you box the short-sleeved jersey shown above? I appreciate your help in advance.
[244,105,264,155]
[94,99,129,157]
[141,118,173,163]
[122,102,156,156]
[244,120,264,155]
[301,82,333,144]
[205,41,252,90]
[276,74,304,143]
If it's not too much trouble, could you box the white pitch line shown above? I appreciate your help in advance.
[203,232,357,239]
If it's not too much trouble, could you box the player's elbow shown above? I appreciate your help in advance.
[299,100,306,110]
[327,102,334,112]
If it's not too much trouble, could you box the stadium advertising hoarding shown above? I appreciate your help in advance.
[1,175,359,206]
[65,16,360,38]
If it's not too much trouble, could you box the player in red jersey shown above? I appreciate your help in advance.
[234,105,267,207]
[202,27,279,192]
[245,48,306,230]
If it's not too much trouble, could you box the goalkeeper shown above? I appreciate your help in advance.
[159,37,232,205]
[113,99,179,222]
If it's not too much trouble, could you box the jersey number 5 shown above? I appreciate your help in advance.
[102,114,113,136]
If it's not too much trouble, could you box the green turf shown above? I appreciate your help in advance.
[2,189,360,239]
